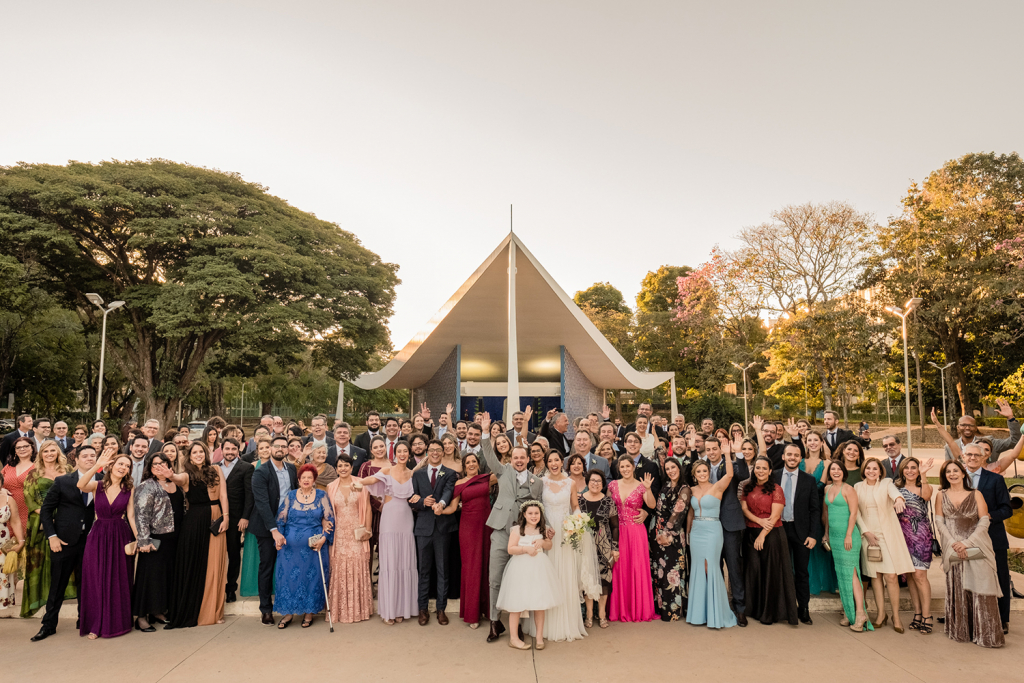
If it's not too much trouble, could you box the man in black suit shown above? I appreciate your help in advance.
[327,423,367,471]
[505,409,536,448]
[410,439,457,625]
[704,437,750,626]
[353,411,382,453]
[30,445,100,641]
[774,443,822,624]
[623,402,668,440]
[755,416,804,470]
[598,422,623,456]
[249,435,298,624]
[538,410,572,456]
[218,437,254,604]
[141,418,164,456]
[962,443,1014,634]
[1,413,33,465]
[821,410,870,452]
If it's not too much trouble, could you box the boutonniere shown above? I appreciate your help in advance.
[529,478,535,484]
[437,471,445,477]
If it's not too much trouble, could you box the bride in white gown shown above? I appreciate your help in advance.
[527,450,588,642]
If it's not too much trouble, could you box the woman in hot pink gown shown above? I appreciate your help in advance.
[608,455,657,622]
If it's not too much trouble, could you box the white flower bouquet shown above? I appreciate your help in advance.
[561,511,594,552]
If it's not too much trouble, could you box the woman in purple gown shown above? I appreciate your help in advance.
[76,450,137,639]
[353,441,418,625]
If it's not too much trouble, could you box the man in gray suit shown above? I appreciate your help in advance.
[572,431,610,479]
[479,414,546,643]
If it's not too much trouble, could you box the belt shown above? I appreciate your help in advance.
[693,516,718,522]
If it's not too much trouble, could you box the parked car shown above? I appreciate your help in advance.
[187,420,208,441]
[0,419,14,434]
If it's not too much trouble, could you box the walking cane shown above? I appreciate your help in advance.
[317,545,334,632]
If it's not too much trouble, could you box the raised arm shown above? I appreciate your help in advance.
[711,452,735,495]
[751,416,767,457]
[930,408,961,460]
[78,451,112,493]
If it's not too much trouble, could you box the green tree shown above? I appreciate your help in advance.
[867,153,1024,416]
[633,266,695,397]
[573,282,630,315]
[0,160,400,426]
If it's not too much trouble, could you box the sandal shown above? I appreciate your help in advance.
[599,617,609,629]
[301,616,314,628]
[584,618,593,628]
[383,618,395,625]
[278,617,293,629]
[919,616,933,635]
[909,613,922,631]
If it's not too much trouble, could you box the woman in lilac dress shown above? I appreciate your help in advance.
[76,450,137,639]
[353,441,417,624]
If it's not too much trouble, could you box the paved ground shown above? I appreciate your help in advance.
[0,609,1017,683]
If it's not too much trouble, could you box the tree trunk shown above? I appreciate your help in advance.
[815,357,833,411]
[211,381,225,419]
[613,390,623,421]
[934,324,973,417]
[840,380,849,427]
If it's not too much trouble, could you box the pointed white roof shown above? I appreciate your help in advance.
[353,233,674,391]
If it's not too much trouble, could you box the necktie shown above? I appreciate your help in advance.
[459,440,465,451]
[783,472,794,521]
[430,467,437,487]
[890,457,897,475]
[389,442,395,463]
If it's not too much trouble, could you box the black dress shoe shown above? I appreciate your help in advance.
[163,623,176,630]
[261,613,275,626]
[487,619,505,642]
[1003,622,1009,635]
[31,627,56,642]
[226,591,237,603]
[135,619,156,633]
[799,608,813,625]
[735,613,748,627]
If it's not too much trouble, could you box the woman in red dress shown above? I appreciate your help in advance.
[441,451,495,628]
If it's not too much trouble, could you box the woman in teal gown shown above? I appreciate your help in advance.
[799,449,839,595]
[823,460,872,631]
[684,458,737,629]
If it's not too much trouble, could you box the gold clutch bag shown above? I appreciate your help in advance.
[866,544,882,562]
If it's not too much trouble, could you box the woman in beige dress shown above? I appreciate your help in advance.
[197,461,229,626]
[854,459,915,633]
[326,454,373,623]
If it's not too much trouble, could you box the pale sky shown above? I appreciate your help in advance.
[3,1,1022,352]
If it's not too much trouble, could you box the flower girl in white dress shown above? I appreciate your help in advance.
[496,501,560,650]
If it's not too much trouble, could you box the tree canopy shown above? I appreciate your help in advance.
[0,159,399,425]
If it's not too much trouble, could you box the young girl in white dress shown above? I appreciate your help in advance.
[496,501,560,650]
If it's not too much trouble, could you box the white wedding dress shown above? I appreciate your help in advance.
[527,476,588,642]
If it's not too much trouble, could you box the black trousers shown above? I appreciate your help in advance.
[255,534,278,616]
[783,521,811,610]
[41,536,86,631]
[722,528,744,612]
[417,532,451,612]
[225,524,243,594]
[995,550,1010,624]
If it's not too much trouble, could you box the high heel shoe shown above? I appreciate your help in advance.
[893,618,904,634]
[909,613,922,631]
[850,615,868,632]
[870,613,888,629]
[134,618,156,633]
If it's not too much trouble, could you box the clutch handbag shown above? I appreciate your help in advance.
[949,546,984,563]
[2,549,18,574]
[866,544,882,562]
[124,541,137,556]
[308,533,325,547]
[210,516,224,536]
[353,525,370,541]
[822,538,831,552]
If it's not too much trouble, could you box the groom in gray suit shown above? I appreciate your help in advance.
[479,414,546,643]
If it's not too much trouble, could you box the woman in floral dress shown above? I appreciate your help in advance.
[650,457,690,621]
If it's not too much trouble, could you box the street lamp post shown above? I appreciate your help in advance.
[86,294,126,421]
[731,362,756,429]
[884,297,923,458]
[929,361,955,430]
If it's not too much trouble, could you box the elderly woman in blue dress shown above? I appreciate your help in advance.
[274,463,335,628]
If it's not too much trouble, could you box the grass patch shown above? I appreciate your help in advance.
[1010,552,1024,576]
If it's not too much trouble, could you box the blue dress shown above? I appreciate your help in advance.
[685,494,736,629]
[800,460,839,594]
[273,489,335,615]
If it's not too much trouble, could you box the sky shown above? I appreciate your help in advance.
[3,1,1023,352]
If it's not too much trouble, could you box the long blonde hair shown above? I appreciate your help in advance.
[27,439,70,486]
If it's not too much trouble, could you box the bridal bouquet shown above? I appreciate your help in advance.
[561,511,595,552]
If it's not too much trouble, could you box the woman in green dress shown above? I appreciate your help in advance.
[823,460,872,632]
[240,437,272,597]
[799,431,838,595]
[836,440,865,486]
[20,440,73,617]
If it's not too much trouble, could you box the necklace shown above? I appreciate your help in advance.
[297,488,315,503]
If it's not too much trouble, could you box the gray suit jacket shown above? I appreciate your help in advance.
[481,438,543,532]
[580,452,611,479]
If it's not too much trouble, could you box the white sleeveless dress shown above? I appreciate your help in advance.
[496,533,561,613]
[527,476,588,641]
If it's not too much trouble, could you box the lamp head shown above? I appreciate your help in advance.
[905,297,923,312]
[86,293,104,307]
[108,301,126,312]
[884,305,904,317]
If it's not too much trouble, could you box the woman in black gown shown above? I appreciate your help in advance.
[132,453,184,631]
[165,443,219,629]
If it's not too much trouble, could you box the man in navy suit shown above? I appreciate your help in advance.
[410,438,457,626]
[962,443,1014,634]
[249,435,298,625]
[31,445,101,641]
[327,423,366,472]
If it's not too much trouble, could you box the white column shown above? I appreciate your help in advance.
[670,376,678,421]
[506,240,520,424]
[335,380,345,426]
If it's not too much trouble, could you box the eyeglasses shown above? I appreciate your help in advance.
[15,444,31,450]
[883,443,898,449]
